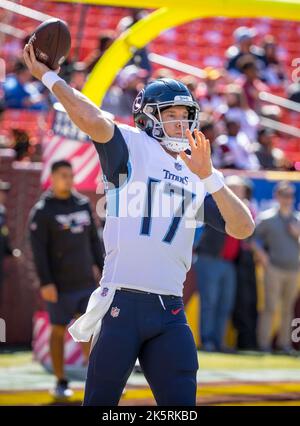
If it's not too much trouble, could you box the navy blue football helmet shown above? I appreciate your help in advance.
[133,78,200,152]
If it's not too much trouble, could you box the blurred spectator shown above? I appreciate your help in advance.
[254,128,285,170]
[0,102,6,148]
[258,106,294,171]
[69,62,88,91]
[85,32,115,74]
[195,176,246,352]
[29,160,104,397]
[200,113,217,142]
[260,104,282,121]
[198,67,226,114]
[100,83,123,115]
[199,113,219,164]
[0,86,4,110]
[3,60,32,108]
[287,82,300,103]
[231,176,258,350]
[3,60,48,110]
[58,57,76,84]
[226,27,265,77]
[0,180,13,301]
[224,84,259,141]
[152,68,175,80]
[180,75,198,100]
[117,9,152,73]
[254,181,300,354]
[260,35,287,86]
[10,129,32,161]
[238,55,269,111]
[225,84,248,109]
[213,112,260,170]
[102,65,148,117]
[117,8,145,32]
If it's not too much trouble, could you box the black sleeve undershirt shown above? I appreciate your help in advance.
[92,125,129,188]
[202,194,226,233]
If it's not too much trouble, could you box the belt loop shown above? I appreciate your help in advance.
[158,295,166,310]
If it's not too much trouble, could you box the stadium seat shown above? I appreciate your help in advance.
[1,5,299,160]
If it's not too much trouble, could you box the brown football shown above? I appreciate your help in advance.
[29,18,71,70]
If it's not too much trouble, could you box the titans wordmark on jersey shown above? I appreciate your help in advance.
[97,124,208,296]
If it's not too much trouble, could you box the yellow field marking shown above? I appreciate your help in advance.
[1,382,300,405]
[0,390,84,405]
[216,401,300,406]
[0,353,32,368]
[198,353,300,370]
[196,383,300,397]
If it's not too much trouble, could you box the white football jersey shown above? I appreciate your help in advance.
[100,124,206,296]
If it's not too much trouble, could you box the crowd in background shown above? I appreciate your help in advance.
[193,177,300,355]
[0,9,300,356]
[0,9,299,171]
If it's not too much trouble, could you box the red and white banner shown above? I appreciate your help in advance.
[32,311,84,367]
[41,110,102,191]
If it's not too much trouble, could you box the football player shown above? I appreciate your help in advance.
[24,43,254,406]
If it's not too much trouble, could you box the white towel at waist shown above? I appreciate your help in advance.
[68,284,118,342]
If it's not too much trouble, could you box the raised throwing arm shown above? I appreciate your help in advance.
[209,185,255,239]
[23,43,114,143]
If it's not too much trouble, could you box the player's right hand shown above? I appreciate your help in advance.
[23,43,60,81]
[40,284,58,303]
[180,129,213,179]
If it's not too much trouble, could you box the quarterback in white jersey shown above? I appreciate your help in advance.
[100,122,207,296]
[24,43,255,406]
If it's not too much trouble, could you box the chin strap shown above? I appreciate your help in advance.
[160,137,190,153]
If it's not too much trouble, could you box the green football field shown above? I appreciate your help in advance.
[1,351,300,405]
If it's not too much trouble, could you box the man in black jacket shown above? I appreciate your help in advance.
[0,180,13,303]
[29,160,104,398]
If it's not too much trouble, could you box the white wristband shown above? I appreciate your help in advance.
[202,168,225,194]
[41,71,63,92]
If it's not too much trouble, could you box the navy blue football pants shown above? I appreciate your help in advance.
[83,289,199,406]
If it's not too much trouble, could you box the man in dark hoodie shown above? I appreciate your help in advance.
[29,160,104,398]
[0,180,13,302]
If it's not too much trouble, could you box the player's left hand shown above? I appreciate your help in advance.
[179,129,213,179]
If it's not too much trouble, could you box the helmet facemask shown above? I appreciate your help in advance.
[143,100,200,153]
